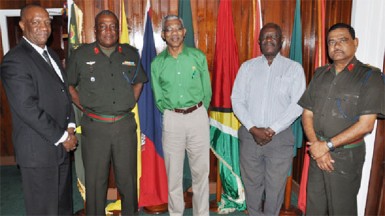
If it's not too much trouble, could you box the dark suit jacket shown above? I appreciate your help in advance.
[1,38,75,167]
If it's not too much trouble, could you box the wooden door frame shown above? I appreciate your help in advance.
[0,8,62,56]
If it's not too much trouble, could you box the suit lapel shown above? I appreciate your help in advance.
[20,39,64,84]
[47,49,67,84]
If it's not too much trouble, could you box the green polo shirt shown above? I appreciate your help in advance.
[66,42,147,115]
[151,45,212,113]
[298,57,384,138]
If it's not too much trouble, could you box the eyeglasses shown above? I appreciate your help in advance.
[163,26,184,33]
[327,37,350,46]
[260,34,281,41]
[97,24,118,32]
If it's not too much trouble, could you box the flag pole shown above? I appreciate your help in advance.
[280,176,302,215]
[209,162,221,212]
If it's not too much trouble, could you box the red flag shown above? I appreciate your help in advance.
[297,146,310,212]
[211,0,240,110]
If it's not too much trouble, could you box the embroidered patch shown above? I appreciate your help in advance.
[94,47,100,54]
[347,63,355,71]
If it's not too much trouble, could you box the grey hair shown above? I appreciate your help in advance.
[161,15,184,31]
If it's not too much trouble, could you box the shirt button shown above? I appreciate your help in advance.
[180,95,183,98]
[66,117,69,120]
[112,88,115,91]
[113,101,116,104]
[179,84,182,86]
[177,72,181,75]
[111,74,114,76]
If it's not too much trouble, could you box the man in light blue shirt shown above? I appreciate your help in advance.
[231,23,306,216]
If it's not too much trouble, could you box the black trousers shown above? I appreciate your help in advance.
[306,144,365,215]
[20,158,72,215]
[81,115,138,216]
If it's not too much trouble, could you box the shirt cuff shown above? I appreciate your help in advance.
[270,124,282,135]
[244,122,255,132]
[55,131,68,146]
[68,123,76,129]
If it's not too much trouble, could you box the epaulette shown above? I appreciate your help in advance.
[74,43,90,52]
[317,63,331,71]
[120,43,139,53]
[363,63,381,72]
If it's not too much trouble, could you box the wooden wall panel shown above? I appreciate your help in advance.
[261,0,296,57]
[0,0,65,9]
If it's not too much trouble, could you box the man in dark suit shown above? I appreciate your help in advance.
[0,4,77,215]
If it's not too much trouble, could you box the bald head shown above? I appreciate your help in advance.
[19,4,51,48]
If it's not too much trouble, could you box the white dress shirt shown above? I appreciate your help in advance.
[231,53,306,134]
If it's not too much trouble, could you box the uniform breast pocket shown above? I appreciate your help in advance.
[121,65,137,84]
[79,73,98,91]
[333,93,360,120]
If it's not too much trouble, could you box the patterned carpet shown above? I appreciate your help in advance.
[0,165,298,215]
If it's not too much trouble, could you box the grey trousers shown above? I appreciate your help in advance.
[239,126,294,216]
[306,144,365,215]
[162,106,210,216]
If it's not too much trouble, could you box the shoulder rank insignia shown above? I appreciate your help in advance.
[347,63,355,71]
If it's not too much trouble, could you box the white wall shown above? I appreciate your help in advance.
[351,0,385,215]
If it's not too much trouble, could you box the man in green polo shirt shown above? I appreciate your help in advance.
[151,15,212,216]
[298,23,384,215]
[66,10,147,215]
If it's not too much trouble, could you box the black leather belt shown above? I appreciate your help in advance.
[173,102,203,114]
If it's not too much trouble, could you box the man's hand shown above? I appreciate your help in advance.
[249,127,275,146]
[308,140,329,159]
[62,129,78,152]
[69,86,84,111]
[315,152,335,172]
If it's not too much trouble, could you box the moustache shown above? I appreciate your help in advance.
[333,49,344,53]
[263,42,275,46]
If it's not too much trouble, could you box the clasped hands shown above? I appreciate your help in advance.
[249,127,275,146]
[62,128,78,152]
[307,140,335,172]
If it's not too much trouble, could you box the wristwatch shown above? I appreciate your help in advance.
[326,140,335,152]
